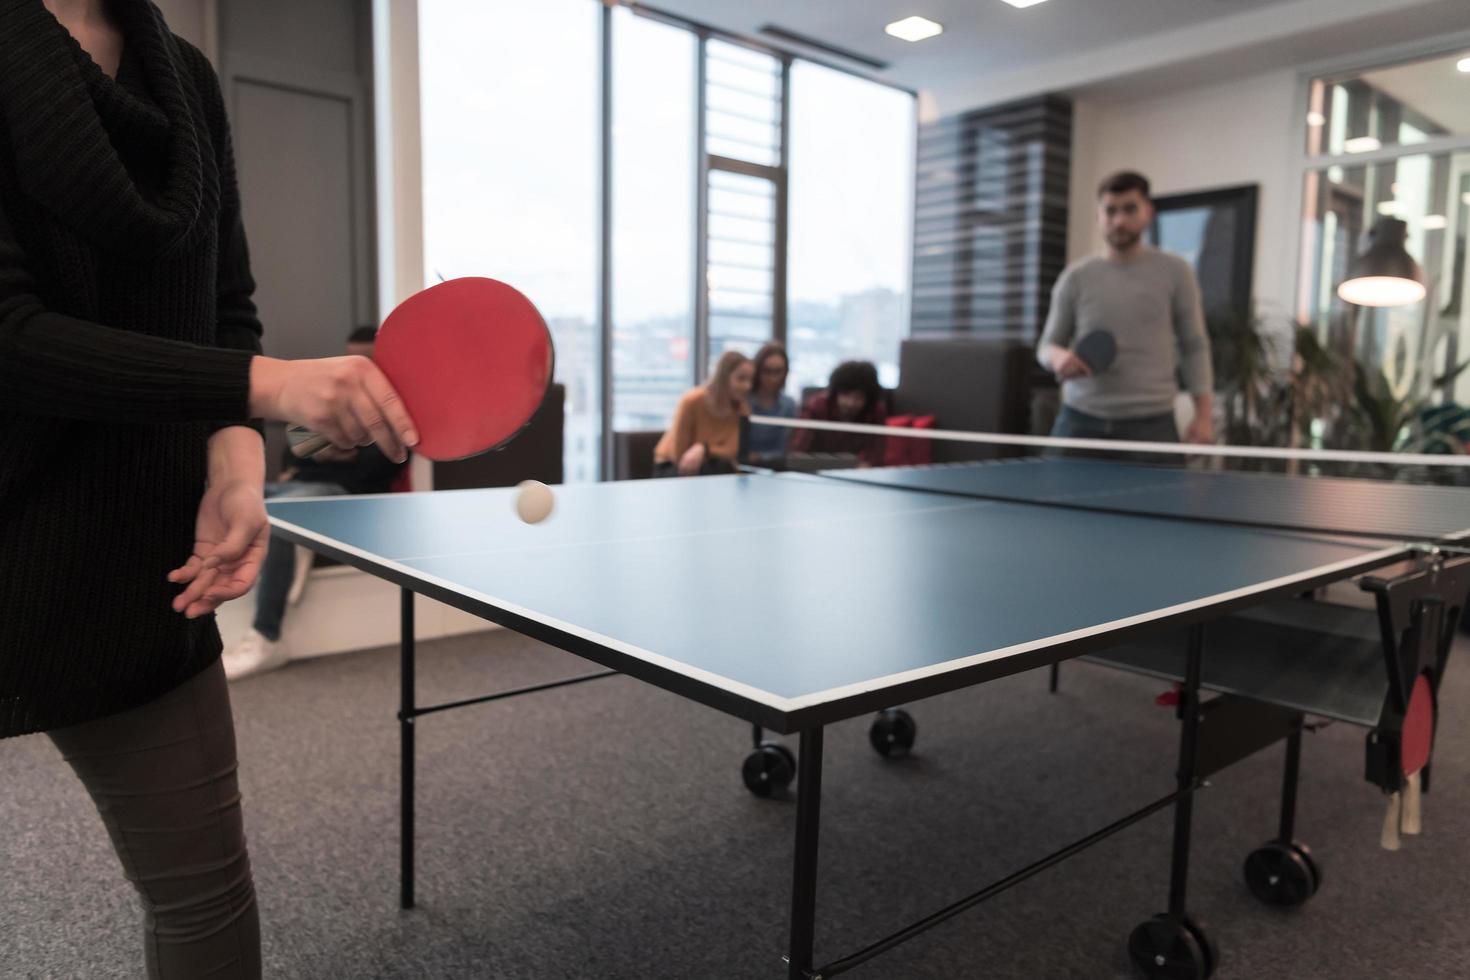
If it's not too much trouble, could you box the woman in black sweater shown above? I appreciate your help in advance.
[0,2,417,976]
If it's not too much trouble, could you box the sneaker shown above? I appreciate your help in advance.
[223,629,289,681]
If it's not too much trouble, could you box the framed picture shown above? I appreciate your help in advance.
[1149,184,1258,323]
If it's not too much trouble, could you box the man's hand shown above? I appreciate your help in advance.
[1184,414,1214,445]
[1185,392,1215,445]
[1046,345,1093,381]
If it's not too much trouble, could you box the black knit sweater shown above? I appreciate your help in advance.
[0,0,262,737]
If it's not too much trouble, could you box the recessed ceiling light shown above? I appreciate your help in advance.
[1423,215,1448,230]
[1344,136,1382,154]
[885,15,943,41]
[1376,200,1403,216]
[1000,0,1051,7]
[1458,56,1470,73]
[1306,111,1326,127]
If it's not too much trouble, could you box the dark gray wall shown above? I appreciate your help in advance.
[911,95,1072,342]
[221,0,376,363]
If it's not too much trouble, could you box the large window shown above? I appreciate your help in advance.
[705,39,782,167]
[787,61,915,394]
[702,40,784,370]
[417,2,916,475]
[610,9,696,431]
[419,0,601,481]
[1299,50,1470,411]
[705,168,780,363]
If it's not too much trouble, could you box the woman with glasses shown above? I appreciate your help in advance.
[745,342,797,467]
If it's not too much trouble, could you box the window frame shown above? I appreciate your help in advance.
[613,5,916,455]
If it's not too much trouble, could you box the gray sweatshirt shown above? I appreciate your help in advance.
[1038,247,1213,419]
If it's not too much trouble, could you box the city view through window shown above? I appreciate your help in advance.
[421,0,915,479]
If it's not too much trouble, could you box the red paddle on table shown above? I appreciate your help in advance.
[289,277,555,461]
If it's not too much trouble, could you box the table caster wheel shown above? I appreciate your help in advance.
[869,708,916,757]
[1128,913,1216,979]
[1244,840,1320,906]
[742,742,795,797]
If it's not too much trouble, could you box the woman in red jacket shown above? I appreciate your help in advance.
[789,360,889,467]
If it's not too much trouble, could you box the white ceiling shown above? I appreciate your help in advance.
[644,0,1286,85]
[632,0,1470,114]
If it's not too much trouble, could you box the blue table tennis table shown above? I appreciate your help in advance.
[267,458,1470,979]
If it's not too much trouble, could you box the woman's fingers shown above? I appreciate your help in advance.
[331,408,369,450]
[359,364,417,461]
[197,569,253,607]
[186,555,261,617]
[168,553,204,584]
[349,394,402,462]
[172,564,218,613]
[208,516,259,568]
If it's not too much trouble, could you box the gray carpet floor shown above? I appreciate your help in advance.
[3,628,1469,980]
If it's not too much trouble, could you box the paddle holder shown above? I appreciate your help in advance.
[1360,554,1470,849]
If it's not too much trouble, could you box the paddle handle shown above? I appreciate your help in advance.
[286,426,333,459]
[1403,769,1422,835]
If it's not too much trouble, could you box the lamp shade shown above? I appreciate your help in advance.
[1337,217,1425,307]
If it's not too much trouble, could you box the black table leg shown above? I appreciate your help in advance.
[1168,624,1204,916]
[788,727,824,979]
[400,587,416,910]
[1242,715,1321,909]
[1278,721,1302,844]
[1127,625,1215,977]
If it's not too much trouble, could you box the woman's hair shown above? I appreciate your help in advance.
[705,350,752,406]
[827,360,881,414]
[751,341,789,393]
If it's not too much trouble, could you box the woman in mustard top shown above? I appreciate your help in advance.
[653,350,754,476]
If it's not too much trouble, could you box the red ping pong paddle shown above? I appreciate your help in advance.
[1073,329,1117,373]
[290,277,555,462]
[1381,674,1434,849]
[1400,674,1433,835]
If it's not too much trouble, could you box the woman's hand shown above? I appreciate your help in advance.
[677,442,707,477]
[249,355,417,462]
[169,428,269,619]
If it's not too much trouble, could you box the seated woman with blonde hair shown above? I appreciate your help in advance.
[653,350,754,477]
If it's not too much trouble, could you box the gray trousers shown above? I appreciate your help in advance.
[47,658,261,979]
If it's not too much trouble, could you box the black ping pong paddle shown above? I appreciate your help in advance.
[1073,330,1117,374]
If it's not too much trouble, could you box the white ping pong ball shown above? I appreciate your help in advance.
[515,480,555,524]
